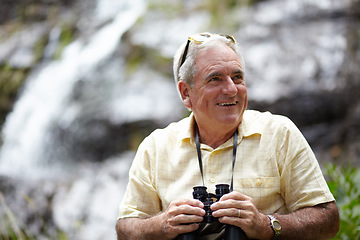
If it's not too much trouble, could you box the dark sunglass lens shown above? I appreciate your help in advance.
[180,39,190,67]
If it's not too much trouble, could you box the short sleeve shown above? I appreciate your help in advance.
[118,136,162,219]
[278,118,335,212]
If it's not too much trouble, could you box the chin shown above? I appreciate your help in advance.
[217,115,242,126]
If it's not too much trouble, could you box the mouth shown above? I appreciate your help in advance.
[217,101,237,106]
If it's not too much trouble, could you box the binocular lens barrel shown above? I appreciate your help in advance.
[215,184,230,196]
[193,186,208,201]
[179,184,247,240]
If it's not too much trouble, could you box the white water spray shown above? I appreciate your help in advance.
[0,0,146,178]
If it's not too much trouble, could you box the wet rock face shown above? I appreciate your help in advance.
[249,82,360,161]
[0,0,79,128]
[238,0,360,164]
[0,0,74,23]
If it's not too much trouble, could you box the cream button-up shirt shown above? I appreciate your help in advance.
[119,110,334,219]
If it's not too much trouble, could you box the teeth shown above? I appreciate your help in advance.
[218,102,236,106]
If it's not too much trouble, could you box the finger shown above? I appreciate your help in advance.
[167,200,206,219]
[219,191,251,201]
[174,223,201,235]
[210,198,241,211]
[212,207,244,218]
[172,199,204,208]
[217,215,247,226]
[173,213,204,225]
[160,214,201,239]
[166,212,203,229]
[211,195,254,212]
[173,203,205,216]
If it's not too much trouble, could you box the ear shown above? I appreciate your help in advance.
[178,81,192,109]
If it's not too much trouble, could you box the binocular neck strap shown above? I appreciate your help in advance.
[195,123,238,191]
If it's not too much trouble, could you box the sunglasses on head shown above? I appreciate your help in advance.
[179,33,236,67]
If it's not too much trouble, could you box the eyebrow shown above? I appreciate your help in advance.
[233,69,244,76]
[206,69,244,79]
[206,72,222,79]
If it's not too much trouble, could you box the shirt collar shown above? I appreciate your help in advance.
[178,110,262,148]
[238,110,262,138]
[177,112,196,147]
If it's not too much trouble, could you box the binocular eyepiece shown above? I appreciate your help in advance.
[179,184,248,240]
[193,184,230,223]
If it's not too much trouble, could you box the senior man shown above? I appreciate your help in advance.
[116,33,339,240]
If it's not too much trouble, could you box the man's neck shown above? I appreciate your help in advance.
[196,124,238,149]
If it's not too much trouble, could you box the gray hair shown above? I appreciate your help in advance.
[173,33,245,91]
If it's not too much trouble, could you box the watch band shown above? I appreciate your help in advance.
[267,214,282,240]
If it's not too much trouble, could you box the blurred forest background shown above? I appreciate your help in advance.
[0,0,359,239]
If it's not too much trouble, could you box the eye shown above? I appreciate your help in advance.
[232,74,244,84]
[208,77,221,84]
[210,77,220,81]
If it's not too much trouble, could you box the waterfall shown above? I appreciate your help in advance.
[0,0,150,239]
[0,0,146,178]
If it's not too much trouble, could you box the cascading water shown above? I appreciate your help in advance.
[0,0,150,239]
[0,0,146,178]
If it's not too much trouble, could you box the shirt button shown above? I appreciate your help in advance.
[256,179,262,186]
[210,178,216,184]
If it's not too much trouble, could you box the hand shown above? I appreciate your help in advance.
[210,191,273,240]
[156,199,205,239]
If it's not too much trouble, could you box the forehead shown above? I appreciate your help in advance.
[195,45,243,75]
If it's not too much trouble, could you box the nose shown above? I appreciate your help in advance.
[222,76,238,96]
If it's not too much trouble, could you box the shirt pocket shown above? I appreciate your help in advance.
[235,177,281,211]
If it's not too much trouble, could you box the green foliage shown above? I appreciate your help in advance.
[0,191,68,240]
[54,25,75,60]
[0,191,34,240]
[325,163,360,240]
[0,64,29,127]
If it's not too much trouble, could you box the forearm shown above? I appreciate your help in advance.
[116,216,163,240]
[116,199,204,240]
[275,201,339,240]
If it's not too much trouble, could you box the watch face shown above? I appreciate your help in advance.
[273,220,281,230]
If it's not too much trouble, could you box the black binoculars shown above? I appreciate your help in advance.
[179,184,248,240]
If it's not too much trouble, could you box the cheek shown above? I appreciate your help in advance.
[191,87,220,109]
[238,85,247,96]
[187,90,203,109]
[239,86,248,108]
[190,89,206,104]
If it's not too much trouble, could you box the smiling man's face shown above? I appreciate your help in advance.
[180,44,248,133]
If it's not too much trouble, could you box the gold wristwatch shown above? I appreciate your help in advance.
[267,214,281,240]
